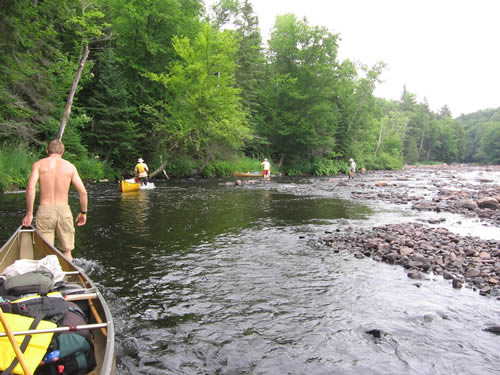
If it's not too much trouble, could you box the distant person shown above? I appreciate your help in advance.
[349,158,357,179]
[135,158,149,186]
[261,158,271,179]
[22,140,88,262]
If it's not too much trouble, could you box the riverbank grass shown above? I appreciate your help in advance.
[0,144,40,192]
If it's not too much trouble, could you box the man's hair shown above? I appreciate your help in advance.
[47,139,65,155]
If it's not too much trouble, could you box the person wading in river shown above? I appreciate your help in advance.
[22,140,88,262]
[135,158,149,186]
[261,158,271,180]
[348,158,357,179]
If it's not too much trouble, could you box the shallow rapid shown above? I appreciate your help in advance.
[0,170,498,374]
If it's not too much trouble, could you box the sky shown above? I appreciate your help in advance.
[207,0,500,117]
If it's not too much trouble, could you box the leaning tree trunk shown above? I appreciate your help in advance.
[149,160,169,178]
[57,45,90,140]
[277,153,285,169]
[198,154,213,174]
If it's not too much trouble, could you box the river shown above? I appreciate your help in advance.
[0,175,498,374]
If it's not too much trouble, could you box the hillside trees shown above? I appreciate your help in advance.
[0,0,88,145]
[457,108,500,164]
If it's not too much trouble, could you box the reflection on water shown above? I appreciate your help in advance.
[0,178,498,375]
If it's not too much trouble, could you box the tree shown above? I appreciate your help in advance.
[146,23,250,169]
[260,14,342,165]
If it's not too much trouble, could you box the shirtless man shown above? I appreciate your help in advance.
[22,140,88,261]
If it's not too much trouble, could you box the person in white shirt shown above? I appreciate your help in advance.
[261,158,271,179]
[349,158,356,179]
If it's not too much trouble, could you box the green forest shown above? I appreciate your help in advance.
[1,0,499,191]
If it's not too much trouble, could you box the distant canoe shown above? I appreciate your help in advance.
[119,178,140,192]
[233,171,264,177]
[119,178,156,192]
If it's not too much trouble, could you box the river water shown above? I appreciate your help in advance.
[0,176,499,374]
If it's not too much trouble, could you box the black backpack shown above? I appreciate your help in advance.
[34,302,96,375]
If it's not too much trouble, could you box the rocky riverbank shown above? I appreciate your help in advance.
[321,222,500,298]
[325,164,500,299]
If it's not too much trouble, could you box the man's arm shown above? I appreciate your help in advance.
[72,168,88,226]
[22,163,39,226]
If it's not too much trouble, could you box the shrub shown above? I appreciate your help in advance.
[166,157,197,178]
[0,144,40,191]
[73,157,105,181]
[311,159,345,176]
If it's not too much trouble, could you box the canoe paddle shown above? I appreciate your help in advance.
[0,322,108,337]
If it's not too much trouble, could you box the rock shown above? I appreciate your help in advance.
[484,326,500,335]
[413,201,435,210]
[423,313,434,322]
[366,329,385,338]
[408,270,426,280]
[452,279,463,289]
[479,251,491,260]
[375,181,389,187]
[383,252,400,263]
[465,268,481,278]
[428,217,446,224]
[477,197,499,210]
[399,246,414,256]
[457,199,478,210]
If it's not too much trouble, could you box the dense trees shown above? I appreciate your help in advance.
[0,0,498,186]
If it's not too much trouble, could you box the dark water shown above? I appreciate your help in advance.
[1,177,499,374]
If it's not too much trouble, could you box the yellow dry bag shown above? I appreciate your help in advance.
[0,313,56,374]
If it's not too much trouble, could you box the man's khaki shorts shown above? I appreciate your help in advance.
[35,205,75,252]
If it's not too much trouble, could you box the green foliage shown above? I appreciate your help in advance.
[282,160,314,176]
[202,160,234,177]
[479,123,500,164]
[311,159,344,176]
[0,143,40,191]
[166,157,197,178]
[146,23,250,159]
[365,152,404,170]
[73,156,105,182]
[405,137,419,165]
[457,108,500,164]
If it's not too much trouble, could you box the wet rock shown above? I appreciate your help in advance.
[413,201,435,211]
[366,329,385,338]
[477,197,498,209]
[408,270,427,280]
[484,326,500,335]
[428,217,446,224]
[458,199,478,210]
[423,313,434,322]
[452,279,463,289]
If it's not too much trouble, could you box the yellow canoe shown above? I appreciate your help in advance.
[119,178,140,192]
[233,171,264,177]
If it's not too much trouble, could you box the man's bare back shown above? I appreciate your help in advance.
[22,140,87,261]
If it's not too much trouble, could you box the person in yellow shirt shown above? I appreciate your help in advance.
[135,158,149,186]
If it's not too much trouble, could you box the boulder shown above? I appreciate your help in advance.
[476,197,499,209]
